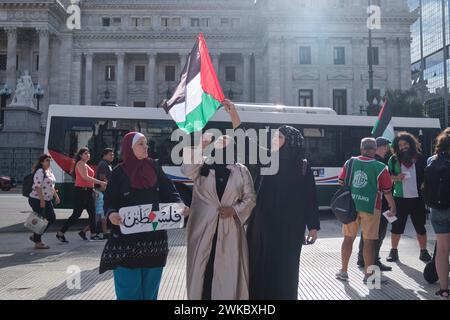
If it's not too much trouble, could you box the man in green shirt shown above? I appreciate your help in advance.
[336,138,396,285]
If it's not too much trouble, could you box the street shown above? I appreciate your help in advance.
[0,191,442,300]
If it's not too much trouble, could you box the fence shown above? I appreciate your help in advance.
[0,148,43,182]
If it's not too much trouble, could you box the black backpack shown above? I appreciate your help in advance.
[22,173,34,198]
[423,155,450,209]
[22,169,46,198]
[331,158,357,224]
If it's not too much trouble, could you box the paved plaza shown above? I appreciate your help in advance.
[0,192,443,300]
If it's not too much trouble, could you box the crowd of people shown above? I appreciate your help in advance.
[24,100,450,300]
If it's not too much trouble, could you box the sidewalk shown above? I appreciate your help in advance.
[0,194,442,300]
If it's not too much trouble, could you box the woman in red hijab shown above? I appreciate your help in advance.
[99,132,185,300]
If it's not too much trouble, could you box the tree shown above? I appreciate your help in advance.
[367,89,426,117]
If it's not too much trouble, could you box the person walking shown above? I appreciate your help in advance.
[182,134,256,300]
[386,132,432,263]
[335,138,397,285]
[95,148,114,239]
[99,132,186,300]
[28,154,60,249]
[56,147,107,243]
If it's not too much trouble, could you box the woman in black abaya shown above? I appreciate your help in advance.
[222,99,320,300]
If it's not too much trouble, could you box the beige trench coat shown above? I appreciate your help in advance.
[181,152,256,300]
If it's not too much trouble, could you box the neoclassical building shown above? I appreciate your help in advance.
[0,0,414,116]
[0,0,413,177]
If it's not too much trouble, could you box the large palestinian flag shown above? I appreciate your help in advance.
[371,97,395,142]
[163,33,225,133]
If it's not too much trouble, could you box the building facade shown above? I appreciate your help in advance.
[409,0,450,127]
[0,0,413,178]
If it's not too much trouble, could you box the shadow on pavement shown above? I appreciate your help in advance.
[40,268,114,300]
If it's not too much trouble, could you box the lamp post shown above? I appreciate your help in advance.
[166,85,172,99]
[34,84,44,111]
[0,84,12,126]
[368,0,374,113]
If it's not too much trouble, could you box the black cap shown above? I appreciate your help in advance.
[376,137,391,147]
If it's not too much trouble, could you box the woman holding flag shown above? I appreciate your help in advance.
[181,133,256,300]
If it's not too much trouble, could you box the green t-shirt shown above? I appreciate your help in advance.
[341,156,390,214]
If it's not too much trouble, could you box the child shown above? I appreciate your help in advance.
[94,183,110,240]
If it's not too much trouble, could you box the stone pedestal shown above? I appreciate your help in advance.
[0,106,45,181]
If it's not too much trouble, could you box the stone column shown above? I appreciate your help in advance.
[318,38,329,108]
[243,53,251,102]
[211,53,220,77]
[180,53,188,71]
[116,52,125,106]
[385,37,396,91]
[254,53,265,102]
[267,38,282,103]
[5,27,17,91]
[147,52,156,107]
[399,38,412,90]
[84,53,93,105]
[71,52,82,105]
[37,28,50,120]
[283,39,293,105]
[351,38,364,114]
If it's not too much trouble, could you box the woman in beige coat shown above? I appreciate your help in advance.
[181,134,256,300]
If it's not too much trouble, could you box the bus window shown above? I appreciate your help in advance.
[339,126,372,164]
[303,127,339,167]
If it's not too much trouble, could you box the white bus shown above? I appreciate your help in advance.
[45,103,441,209]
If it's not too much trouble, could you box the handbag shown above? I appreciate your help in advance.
[330,157,357,224]
[24,211,48,235]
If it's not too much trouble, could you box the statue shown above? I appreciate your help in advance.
[9,71,35,108]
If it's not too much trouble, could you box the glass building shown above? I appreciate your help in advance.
[410,0,450,127]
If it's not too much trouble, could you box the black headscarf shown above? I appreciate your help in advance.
[246,125,319,300]
[200,138,235,201]
[277,125,305,163]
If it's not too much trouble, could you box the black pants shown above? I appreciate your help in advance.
[28,197,56,243]
[391,197,427,235]
[61,187,96,234]
[202,220,219,300]
[358,214,388,264]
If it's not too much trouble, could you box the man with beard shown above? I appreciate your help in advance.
[387,132,432,263]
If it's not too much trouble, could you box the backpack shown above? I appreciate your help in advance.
[423,155,450,209]
[331,158,357,224]
[22,173,34,198]
[22,169,46,198]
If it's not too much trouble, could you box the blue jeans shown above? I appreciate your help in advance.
[430,207,450,234]
[28,197,56,243]
[113,267,163,300]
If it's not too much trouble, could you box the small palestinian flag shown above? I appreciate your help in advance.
[371,97,395,142]
[163,33,225,133]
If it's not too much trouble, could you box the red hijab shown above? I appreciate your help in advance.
[121,132,157,189]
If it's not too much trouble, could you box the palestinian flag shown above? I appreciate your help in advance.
[163,33,225,133]
[371,97,395,142]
